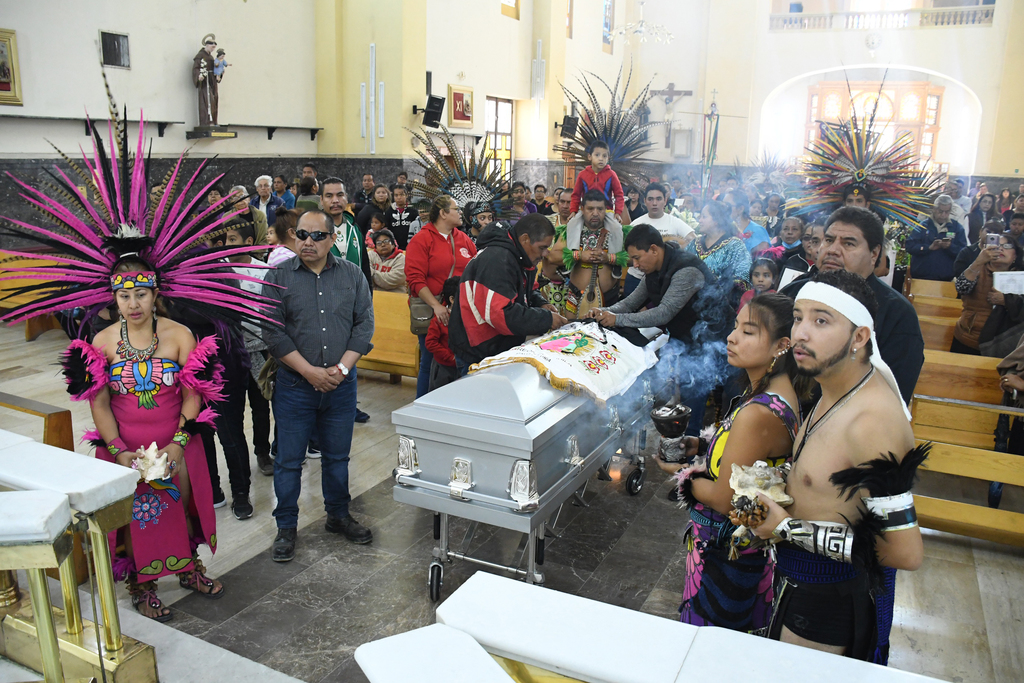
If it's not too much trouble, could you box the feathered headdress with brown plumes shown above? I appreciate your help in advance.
[747,152,793,196]
[0,75,277,328]
[407,125,514,219]
[787,77,942,227]
[552,65,663,191]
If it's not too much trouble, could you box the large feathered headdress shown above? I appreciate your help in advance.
[0,78,276,328]
[553,65,663,190]
[746,152,793,196]
[407,125,513,222]
[787,81,942,227]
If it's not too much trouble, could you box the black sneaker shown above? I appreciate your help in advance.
[325,514,373,544]
[232,497,254,520]
[306,441,321,460]
[355,408,370,423]
[272,528,297,562]
[256,452,274,476]
[212,488,227,509]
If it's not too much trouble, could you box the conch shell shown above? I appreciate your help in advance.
[131,442,169,482]
[729,461,793,507]
[726,461,793,559]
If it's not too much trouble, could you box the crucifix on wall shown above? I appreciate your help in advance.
[650,82,692,147]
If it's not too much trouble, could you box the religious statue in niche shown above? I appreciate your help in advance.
[192,33,222,126]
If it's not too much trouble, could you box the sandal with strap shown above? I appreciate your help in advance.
[177,558,225,599]
[127,577,173,623]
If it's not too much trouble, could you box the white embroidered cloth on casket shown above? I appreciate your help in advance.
[469,322,658,402]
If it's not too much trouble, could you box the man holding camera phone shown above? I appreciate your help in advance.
[906,194,968,281]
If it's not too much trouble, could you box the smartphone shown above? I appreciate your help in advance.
[945,231,956,240]
[986,234,1000,248]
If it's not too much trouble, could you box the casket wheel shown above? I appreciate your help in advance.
[428,562,444,602]
[626,467,645,496]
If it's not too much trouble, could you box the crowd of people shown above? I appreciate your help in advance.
[19,113,1024,668]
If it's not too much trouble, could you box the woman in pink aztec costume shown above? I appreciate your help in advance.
[64,259,224,620]
[0,78,277,621]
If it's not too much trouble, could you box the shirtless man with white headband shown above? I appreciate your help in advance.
[750,269,926,664]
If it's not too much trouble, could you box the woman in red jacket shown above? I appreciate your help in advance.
[405,195,478,396]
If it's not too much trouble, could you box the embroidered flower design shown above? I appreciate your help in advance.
[133,491,168,530]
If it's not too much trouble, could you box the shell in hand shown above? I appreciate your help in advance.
[131,442,169,482]
[729,461,793,507]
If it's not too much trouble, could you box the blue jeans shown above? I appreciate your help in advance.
[417,334,434,398]
[272,365,357,529]
[455,356,470,378]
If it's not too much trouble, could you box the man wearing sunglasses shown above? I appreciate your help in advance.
[262,210,376,561]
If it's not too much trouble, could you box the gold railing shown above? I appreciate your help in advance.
[769,6,995,31]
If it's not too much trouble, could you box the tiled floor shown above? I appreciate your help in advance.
[4,322,1024,683]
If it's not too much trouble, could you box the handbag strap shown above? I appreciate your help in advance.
[447,231,457,280]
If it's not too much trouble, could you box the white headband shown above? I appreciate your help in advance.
[795,281,911,420]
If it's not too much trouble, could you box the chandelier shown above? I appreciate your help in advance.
[611,1,673,44]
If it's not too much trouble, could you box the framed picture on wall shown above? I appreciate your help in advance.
[448,85,473,129]
[602,0,615,54]
[0,29,23,106]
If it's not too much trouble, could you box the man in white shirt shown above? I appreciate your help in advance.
[625,182,694,296]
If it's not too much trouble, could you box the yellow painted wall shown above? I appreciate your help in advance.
[701,0,759,166]
[315,0,427,158]
[989,0,1024,177]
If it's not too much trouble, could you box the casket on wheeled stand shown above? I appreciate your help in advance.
[391,325,680,601]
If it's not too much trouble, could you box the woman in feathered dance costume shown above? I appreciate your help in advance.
[65,259,225,620]
[1,81,277,620]
[670,294,803,633]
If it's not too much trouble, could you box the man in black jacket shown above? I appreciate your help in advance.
[589,224,718,344]
[449,215,567,367]
[781,206,924,405]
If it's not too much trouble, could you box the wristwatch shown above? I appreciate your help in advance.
[336,362,349,377]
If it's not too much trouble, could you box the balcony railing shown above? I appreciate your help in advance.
[769,6,995,31]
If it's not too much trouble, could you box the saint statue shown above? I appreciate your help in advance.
[192,34,220,126]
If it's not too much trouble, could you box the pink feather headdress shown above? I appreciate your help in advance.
[0,78,278,329]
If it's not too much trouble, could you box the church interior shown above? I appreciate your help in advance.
[1,1,1023,682]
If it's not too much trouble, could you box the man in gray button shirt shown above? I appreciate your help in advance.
[263,209,375,561]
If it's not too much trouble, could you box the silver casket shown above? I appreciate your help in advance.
[392,339,661,598]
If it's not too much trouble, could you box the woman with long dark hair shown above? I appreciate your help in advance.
[66,256,226,620]
[687,200,752,305]
[671,293,803,633]
[953,232,1024,355]
[968,193,998,244]
[356,184,393,231]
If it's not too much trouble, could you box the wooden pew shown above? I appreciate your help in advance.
[914,424,1024,547]
[911,293,961,320]
[0,254,62,341]
[910,279,957,299]
[912,350,1002,449]
[357,290,420,382]
[918,315,956,351]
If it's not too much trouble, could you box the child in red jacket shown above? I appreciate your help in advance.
[425,277,461,391]
[569,140,625,221]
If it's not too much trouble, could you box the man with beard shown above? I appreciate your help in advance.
[751,269,925,664]
[782,206,923,405]
[562,189,630,318]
